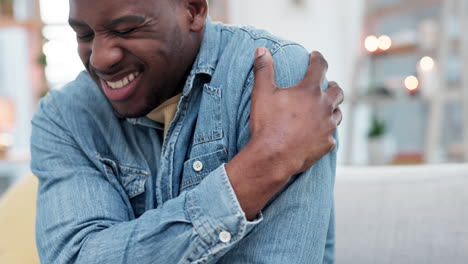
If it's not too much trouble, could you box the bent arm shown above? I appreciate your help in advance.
[32,96,260,264]
[221,45,337,263]
[221,155,336,263]
[32,44,340,263]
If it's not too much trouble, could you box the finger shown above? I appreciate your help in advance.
[332,107,343,126]
[325,81,344,109]
[253,47,276,95]
[297,51,328,92]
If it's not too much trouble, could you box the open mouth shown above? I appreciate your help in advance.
[100,71,142,101]
[105,72,140,89]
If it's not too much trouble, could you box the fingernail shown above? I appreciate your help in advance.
[256,47,266,58]
[311,51,321,58]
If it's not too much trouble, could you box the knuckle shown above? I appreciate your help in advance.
[324,98,335,114]
[330,84,340,93]
[338,87,345,98]
[326,101,335,113]
[310,51,327,68]
[328,87,345,104]
[338,113,344,125]
[310,84,322,94]
[335,107,343,116]
[325,86,336,95]
[330,120,338,131]
[254,61,267,73]
[321,58,329,69]
[328,117,338,129]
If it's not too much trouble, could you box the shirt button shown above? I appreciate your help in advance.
[219,230,232,243]
[193,160,203,172]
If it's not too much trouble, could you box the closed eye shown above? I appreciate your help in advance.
[77,32,94,42]
[114,28,136,37]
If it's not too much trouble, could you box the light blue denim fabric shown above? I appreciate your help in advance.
[31,18,336,263]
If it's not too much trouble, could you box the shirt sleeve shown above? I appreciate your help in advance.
[218,44,337,263]
[31,93,261,264]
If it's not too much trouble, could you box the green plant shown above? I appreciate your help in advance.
[368,116,386,139]
[38,53,47,66]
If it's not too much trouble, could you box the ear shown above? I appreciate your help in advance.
[185,0,208,32]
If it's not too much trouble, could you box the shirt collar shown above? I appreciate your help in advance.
[182,17,221,96]
[126,17,221,127]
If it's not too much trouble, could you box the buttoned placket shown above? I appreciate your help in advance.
[153,72,202,204]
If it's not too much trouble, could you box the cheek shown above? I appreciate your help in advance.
[77,44,91,65]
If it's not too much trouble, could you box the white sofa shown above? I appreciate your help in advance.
[335,164,468,264]
[2,165,467,263]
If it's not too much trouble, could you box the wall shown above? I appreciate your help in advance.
[228,0,366,164]
[0,27,32,153]
[228,0,365,90]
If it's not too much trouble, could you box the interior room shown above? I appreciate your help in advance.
[1,0,467,263]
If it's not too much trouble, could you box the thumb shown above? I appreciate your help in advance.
[253,47,276,95]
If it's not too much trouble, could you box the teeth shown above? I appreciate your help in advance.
[106,72,139,89]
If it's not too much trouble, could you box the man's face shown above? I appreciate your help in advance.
[69,0,203,117]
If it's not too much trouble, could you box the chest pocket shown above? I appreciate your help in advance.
[180,83,228,192]
[181,147,228,192]
[98,155,149,218]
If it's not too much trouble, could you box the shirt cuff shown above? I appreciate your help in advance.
[185,164,262,253]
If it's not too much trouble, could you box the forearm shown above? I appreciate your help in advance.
[226,140,297,220]
[35,165,260,264]
[72,195,201,263]
[220,150,337,263]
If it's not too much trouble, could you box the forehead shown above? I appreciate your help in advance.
[68,0,169,21]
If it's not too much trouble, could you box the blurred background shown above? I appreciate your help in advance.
[0,0,467,195]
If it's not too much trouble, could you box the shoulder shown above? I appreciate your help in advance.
[32,71,118,140]
[34,71,114,121]
[221,23,303,53]
[216,24,310,88]
[209,24,312,150]
[42,71,109,112]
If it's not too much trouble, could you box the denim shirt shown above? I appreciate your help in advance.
[31,18,336,264]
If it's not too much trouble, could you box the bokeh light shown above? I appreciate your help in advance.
[365,35,379,52]
[378,35,392,51]
[405,75,419,91]
[419,56,435,72]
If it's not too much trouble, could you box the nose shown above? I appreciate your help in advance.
[89,35,123,72]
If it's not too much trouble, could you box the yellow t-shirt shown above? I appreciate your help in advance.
[146,94,181,135]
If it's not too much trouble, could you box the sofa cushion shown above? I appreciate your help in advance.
[0,175,40,264]
[335,164,468,264]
